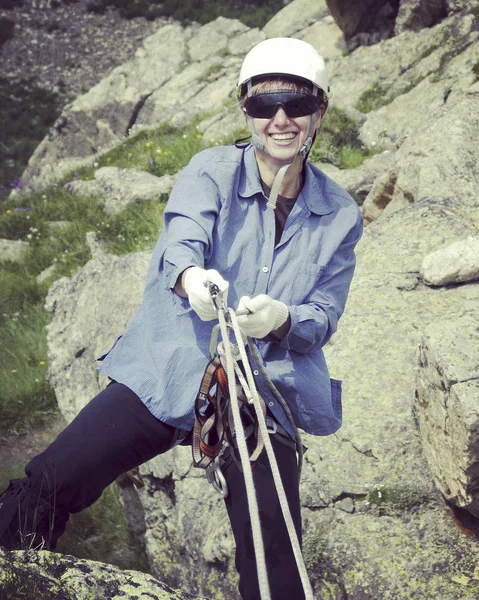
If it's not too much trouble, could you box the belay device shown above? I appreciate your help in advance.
[191,281,315,600]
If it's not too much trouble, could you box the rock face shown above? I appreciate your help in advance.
[416,318,479,517]
[69,167,177,216]
[18,0,479,598]
[0,549,204,599]
[0,238,29,263]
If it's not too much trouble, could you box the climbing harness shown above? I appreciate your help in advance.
[192,282,314,600]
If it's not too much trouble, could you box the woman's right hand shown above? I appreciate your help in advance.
[182,267,229,321]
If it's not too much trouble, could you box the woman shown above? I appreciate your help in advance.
[0,38,363,600]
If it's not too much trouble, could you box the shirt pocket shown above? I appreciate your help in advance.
[289,261,327,305]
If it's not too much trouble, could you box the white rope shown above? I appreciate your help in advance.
[216,305,271,600]
[227,309,314,600]
[209,286,314,600]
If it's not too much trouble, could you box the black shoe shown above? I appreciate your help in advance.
[0,478,56,551]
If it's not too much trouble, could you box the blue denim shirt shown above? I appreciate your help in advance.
[97,144,363,437]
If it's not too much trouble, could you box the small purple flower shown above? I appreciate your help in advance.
[74,172,79,180]
[65,183,73,193]
[149,157,154,166]
[15,207,32,212]
[9,177,24,190]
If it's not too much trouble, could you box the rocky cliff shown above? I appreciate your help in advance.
[3,0,479,598]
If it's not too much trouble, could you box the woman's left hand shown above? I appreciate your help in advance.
[236,294,289,338]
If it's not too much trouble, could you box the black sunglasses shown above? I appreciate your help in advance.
[244,91,322,119]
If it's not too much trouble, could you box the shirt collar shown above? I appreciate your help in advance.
[238,145,264,199]
[238,144,333,216]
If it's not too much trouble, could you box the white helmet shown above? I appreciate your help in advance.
[237,37,330,100]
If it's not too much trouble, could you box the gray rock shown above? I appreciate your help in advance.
[0,238,29,263]
[422,236,479,286]
[198,109,246,146]
[446,0,479,13]
[297,15,347,62]
[395,0,448,34]
[0,548,204,599]
[187,17,247,62]
[135,55,241,132]
[36,264,57,285]
[228,27,265,56]
[416,318,479,517]
[263,0,330,38]
[45,251,151,423]
[85,231,108,260]
[20,22,189,189]
[315,149,396,207]
[390,95,479,220]
[70,167,177,216]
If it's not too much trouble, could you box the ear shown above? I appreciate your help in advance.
[314,105,325,130]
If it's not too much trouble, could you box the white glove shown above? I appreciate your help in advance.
[236,294,289,338]
[183,267,229,321]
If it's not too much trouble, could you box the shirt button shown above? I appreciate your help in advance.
[268,402,274,407]
[262,266,269,273]
[253,370,259,376]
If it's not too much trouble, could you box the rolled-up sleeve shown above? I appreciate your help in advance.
[280,211,363,354]
[159,154,221,290]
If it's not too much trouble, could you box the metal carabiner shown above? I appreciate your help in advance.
[206,456,229,498]
[205,281,228,316]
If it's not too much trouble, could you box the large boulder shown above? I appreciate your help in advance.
[416,318,479,517]
[69,167,177,216]
[0,549,204,599]
[422,236,479,286]
[325,0,400,43]
[395,0,448,33]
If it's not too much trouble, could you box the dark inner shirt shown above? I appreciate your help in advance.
[261,181,298,246]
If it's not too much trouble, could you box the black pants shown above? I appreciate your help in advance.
[0,382,304,600]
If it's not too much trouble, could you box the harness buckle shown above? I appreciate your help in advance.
[206,455,229,498]
[266,417,278,435]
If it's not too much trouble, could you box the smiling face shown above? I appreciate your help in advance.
[242,77,325,168]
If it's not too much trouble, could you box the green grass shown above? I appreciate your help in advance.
[310,106,382,169]
[71,119,207,184]
[56,482,150,572]
[0,303,55,437]
[356,84,389,114]
[0,118,219,440]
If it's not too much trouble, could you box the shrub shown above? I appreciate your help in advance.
[310,106,382,169]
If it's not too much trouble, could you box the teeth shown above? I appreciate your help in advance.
[270,133,296,140]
